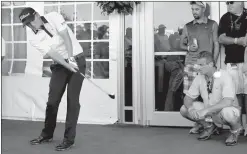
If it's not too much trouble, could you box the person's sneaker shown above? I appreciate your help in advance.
[189,123,203,134]
[55,140,75,151]
[30,136,53,145]
[198,123,217,141]
[225,128,241,146]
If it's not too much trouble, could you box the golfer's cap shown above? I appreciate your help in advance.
[158,24,166,29]
[190,1,207,8]
[19,7,36,27]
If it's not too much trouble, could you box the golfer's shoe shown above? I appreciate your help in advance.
[55,140,75,151]
[198,123,217,141]
[189,123,204,134]
[225,128,241,146]
[30,136,53,145]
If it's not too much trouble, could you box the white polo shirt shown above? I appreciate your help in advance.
[186,69,239,107]
[29,12,83,59]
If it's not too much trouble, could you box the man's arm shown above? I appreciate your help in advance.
[46,51,76,72]
[180,25,188,51]
[218,14,234,45]
[204,98,234,115]
[218,14,246,46]
[184,76,201,109]
[30,40,77,72]
[212,22,220,63]
[51,12,73,57]
[219,33,246,46]
[184,95,197,109]
[59,28,73,57]
[219,34,237,45]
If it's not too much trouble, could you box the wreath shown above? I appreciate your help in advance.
[97,1,141,15]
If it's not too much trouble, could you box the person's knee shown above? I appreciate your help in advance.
[192,101,204,110]
[221,107,240,123]
[180,105,188,117]
[180,102,204,115]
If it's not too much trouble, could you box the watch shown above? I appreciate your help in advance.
[69,57,76,62]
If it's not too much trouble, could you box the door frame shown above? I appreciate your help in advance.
[137,2,222,126]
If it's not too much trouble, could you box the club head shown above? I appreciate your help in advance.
[108,94,115,99]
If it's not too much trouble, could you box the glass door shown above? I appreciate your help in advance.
[145,2,214,126]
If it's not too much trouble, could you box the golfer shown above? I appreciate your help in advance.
[19,7,85,151]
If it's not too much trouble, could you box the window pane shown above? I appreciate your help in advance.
[14,43,27,59]
[76,4,91,21]
[14,25,27,41]
[67,23,74,33]
[2,26,12,41]
[42,61,53,77]
[44,1,58,4]
[93,42,109,59]
[79,42,91,59]
[14,7,25,23]
[12,61,26,73]
[2,8,11,24]
[13,2,25,6]
[1,2,11,6]
[93,3,109,20]
[93,61,109,79]
[153,2,193,112]
[76,23,96,40]
[86,61,91,78]
[125,110,133,122]
[4,43,12,59]
[93,23,109,40]
[60,5,74,21]
[1,60,11,76]
[44,6,58,14]
[124,15,133,107]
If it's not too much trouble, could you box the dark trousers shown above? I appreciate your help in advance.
[41,55,86,142]
[164,60,184,111]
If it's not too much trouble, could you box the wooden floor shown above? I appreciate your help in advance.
[2,119,247,154]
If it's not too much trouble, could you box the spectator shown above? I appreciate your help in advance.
[180,51,242,146]
[94,25,109,78]
[124,27,132,67]
[218,1,247,134]
[180,1,219,133]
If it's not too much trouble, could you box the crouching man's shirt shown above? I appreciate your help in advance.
[187,69,239,107]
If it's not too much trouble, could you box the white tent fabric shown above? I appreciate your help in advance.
[2,76,118,124]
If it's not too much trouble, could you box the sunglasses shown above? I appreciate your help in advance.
[226,1,234,5]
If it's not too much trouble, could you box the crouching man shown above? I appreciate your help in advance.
[180,51,242,146]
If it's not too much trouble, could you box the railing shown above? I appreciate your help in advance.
[154,51,187,56]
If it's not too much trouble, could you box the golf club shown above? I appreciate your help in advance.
[78,71,115,99]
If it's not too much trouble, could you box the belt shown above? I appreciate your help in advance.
[229,63,238,67]
[54,52,84,64]
[72,52,84,60]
